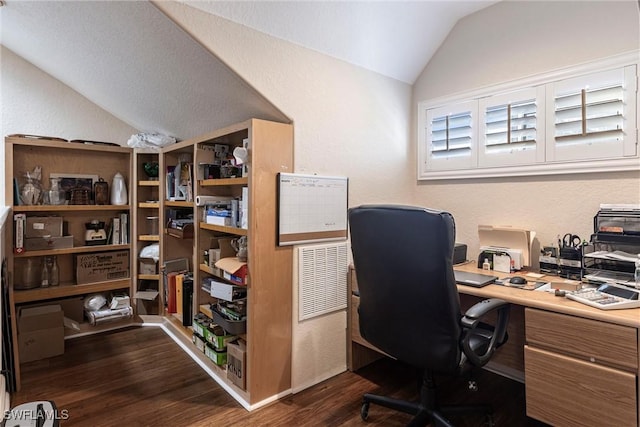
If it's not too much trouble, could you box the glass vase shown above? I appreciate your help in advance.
[45,177,67,205]
[19,173,43,205]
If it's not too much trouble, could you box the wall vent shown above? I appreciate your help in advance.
[298,242,348,321]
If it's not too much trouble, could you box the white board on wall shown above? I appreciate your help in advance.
[277,173,349,246]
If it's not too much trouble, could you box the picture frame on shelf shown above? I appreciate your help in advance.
[50,173,99,204]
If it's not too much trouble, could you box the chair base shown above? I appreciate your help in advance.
[360,370,495,427]
[361,394,493,427]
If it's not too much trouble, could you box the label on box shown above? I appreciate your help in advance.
[25,216,63,238]
[227,339,246,389]
[76,250,129,284]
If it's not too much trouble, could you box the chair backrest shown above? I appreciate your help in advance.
[349,205,463,373]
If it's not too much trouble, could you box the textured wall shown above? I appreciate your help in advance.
[412,1,640,260]
[0,46,138,206]
[1,46,137,144]
[155,1,414,395]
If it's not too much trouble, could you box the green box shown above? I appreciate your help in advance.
[205,324,236,350]
[192,332,205,353]
[205,343,227,366]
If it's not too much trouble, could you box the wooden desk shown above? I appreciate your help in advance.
[347,264,640,427]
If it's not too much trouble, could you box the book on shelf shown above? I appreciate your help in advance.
[165,166,175,200]
[240,186,248,229]
[176,273,185,315]
[167,271,178,314]
[119,212,129,245]
[241,138,249,178]
[112,216,121,245]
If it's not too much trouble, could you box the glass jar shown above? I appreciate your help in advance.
[45,177,67,205]
[50,256,60,286]
[41,256,51,287]
[94,178,109,205]
[17,258,40,290]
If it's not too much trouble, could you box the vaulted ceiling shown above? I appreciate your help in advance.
[0,0,497,141]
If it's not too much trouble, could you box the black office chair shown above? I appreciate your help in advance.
[348,205,510,427]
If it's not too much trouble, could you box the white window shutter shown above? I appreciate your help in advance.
[423,100,478,171]
[478,86,545,168]
[546,65,637,162]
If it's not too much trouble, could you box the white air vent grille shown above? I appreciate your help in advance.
[298,242,348,321]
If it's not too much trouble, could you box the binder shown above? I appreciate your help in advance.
[182,277,193,327]
[175,273,184,315]
[167,272,178,314]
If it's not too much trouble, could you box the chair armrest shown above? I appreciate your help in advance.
[460,298,510,367]
[461,298,509,326]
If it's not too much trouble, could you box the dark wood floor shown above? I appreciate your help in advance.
[12,326,548,426]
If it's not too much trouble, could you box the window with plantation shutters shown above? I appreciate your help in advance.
[422,100,477,172]
[417,54,638,180]
[546,65,637,162]
[478,87,545,167]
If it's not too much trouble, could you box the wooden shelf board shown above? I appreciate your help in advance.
[138,274,160,281]
[138,202,160,208]
[138,235,160,241]
[13,204,130,212]
[7,136,131,153]
[14,279,131,303]
[15,244,130,258]
[64,317,139,339]
[199,303,213,318]
[200,177,248,187]
[164,200,192,207]
[199,263,217,275]
[199,222,248,236]
[138,180,160,187]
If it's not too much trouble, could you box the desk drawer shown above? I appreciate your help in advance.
[525,346,637,427]
[525,308,638,371]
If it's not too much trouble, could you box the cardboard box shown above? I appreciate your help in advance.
[25,235,74,251]
[205,343,227,366]
[209,280,247,302]
[139,258,157,275]
[24,297,85,324]
[204,324,236,350]
[215,257,248,285]
[76,250,129,285]
[227,338,246,390]
[18,305,64,363]
[25,216,64,238]
[192,332,206,352]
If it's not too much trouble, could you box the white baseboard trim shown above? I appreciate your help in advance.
[144,320,293,411]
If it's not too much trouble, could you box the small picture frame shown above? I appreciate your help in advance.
[50,173,99,204]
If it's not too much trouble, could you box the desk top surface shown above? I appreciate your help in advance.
[455,262,640,328]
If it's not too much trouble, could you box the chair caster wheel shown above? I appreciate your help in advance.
[484,413,495,427]
[361,402,370,421]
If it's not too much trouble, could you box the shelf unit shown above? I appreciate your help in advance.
[160,140,196,325]
[4,136,134,389]
[133,150,161,315]
[4,119,293,404]
[192,119,294,406]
